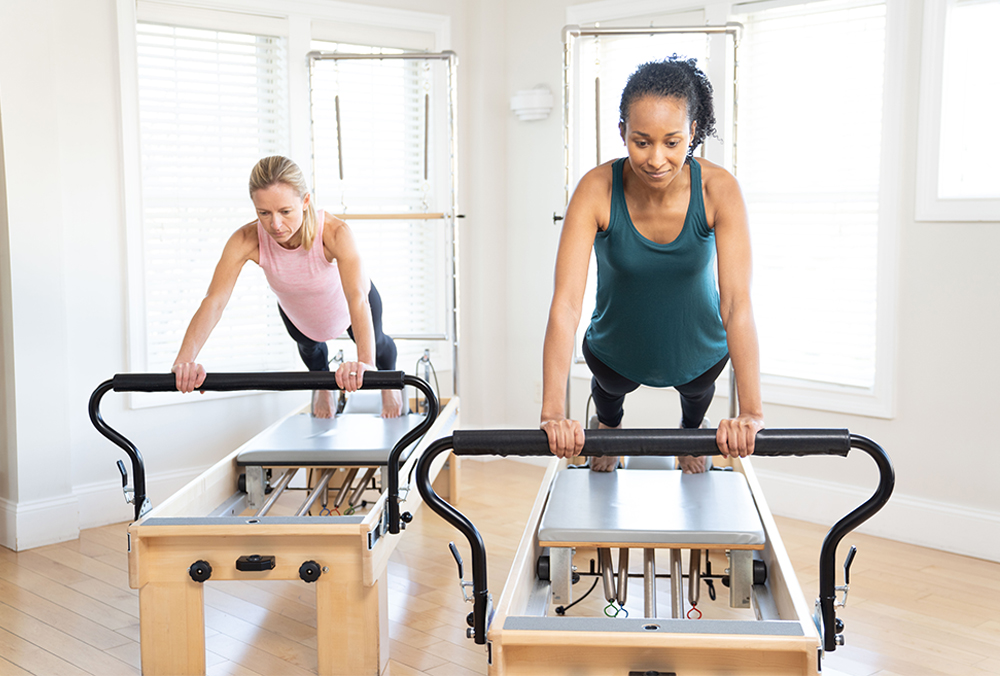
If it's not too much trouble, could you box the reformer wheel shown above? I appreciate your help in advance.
[536,553,550,581]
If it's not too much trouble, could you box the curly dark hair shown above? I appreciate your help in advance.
[619,55,717,158]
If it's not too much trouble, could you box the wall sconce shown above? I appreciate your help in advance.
[510,85,554,121]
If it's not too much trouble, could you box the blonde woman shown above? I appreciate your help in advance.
[172,156,403,418]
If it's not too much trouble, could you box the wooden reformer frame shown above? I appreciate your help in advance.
[414,428,894,676]
[90,371,458,676]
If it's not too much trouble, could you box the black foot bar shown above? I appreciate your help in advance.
[89,371,438,528]
[414,428,893,651]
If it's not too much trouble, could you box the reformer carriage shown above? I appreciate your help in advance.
[90,371,458,676]
[414,428,893,676]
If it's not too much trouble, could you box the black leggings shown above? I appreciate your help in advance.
[582,336,729,429]
[278,283,397,372]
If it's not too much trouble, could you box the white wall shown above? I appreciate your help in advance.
[499,0,1000,562]
[1,0,997,562]
[0,96,14,511]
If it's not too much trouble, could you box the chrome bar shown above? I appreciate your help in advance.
[307,51,457,62]
[333,467,359,509]
[296,469,334,516]
[616,548,629,606]
[599,548,616,602]
[688,549,702,607]
[447,51,460,397]
[644,548,657,618]
[349,467,379,507]
[254,468,296,518]
[563,23,742,39]
[670,549,684,618]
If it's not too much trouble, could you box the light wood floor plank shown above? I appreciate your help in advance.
[0,655,33,676]
[0,626,92,676]
[0,579,133,651]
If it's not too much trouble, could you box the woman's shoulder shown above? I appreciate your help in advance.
[694,157,742,200]
[233,221,260,249]
[581,158,617,187]
[320,210,349,241]
[572,160,616,206]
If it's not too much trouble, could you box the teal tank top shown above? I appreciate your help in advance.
[584,157,729,388]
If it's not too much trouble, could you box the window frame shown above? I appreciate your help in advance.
[115,0,451,408]
[564,0,905,418]
[915,0,1000,222]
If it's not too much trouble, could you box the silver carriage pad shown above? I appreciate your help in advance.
[235,412,424,467]
[538,469,766,547]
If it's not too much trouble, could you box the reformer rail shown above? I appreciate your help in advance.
[414,428,893,653]
[89,370,438,531]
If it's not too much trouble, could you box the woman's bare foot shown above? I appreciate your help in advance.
[590,454,620,472]
[313,390,335,418]
[677,455,709,474]
[590,421,621,472]
[381,389,403,418]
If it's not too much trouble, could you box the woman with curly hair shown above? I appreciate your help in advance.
[540,56,763,471]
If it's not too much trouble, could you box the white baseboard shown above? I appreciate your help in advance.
[0,465,213,552]
[754,469,1000,563]
[74,464,212,530]
[0,493,81,551]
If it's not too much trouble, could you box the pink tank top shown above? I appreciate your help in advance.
[257,210,352,342]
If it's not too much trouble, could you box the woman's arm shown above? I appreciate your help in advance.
[540,169,607,457]
[172,224,256,392]
[708,166,765,458]
[323,213,376,386]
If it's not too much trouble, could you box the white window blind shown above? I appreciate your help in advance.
[135,22,294,374]
[737,1,886,389]
[309,42,448,341]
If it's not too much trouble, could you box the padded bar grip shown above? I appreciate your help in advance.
[111,370,407,393]
[451,428,851,457]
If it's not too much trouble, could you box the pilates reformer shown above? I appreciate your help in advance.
[89,371,459,676]
[414,428,893,676]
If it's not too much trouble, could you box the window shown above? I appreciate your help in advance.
[916,0,1000,220]
[134,21,293,381]
[309,42,452,342]
[736,0,886,391]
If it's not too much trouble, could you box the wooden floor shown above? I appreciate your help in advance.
[1,458,998,675]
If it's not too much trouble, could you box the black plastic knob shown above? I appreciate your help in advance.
[189,560,212,583]
[401,511,413,523]
[466,611,475,628]
[299,560,322,583]
[236,554,275,572]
